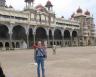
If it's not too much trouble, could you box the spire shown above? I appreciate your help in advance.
[77,7,82,13]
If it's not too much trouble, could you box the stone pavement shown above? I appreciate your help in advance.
[0,46,96,77]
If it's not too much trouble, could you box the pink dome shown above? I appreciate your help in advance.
[35,4,47,12]
[36,4,44,9]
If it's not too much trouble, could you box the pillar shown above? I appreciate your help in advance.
[61,30,64,47]
[70,31,73,47]
[8,25,13,49]
[33,27,36,45]
[2,42,5,51]
[26,29,29,48]
[33,32,36,45]
[46,29,49,47]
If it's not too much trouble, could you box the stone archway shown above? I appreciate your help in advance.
[50,41,53,46]
[72,31,77,39]
[28,28,33,48]
[0,24,9,40]
[35,27,47,41]
[12,25,26,41]
[16,42,20,48]
[0,42,3,48]
[49,29,53,47]
[49,29,52,40]
[72,31,78,46]
[64,30,70,39]
[5,42,10,50]
[5,42,9,47]
[64,30,71,46]
[57,41,59,45]
[54,29,62,40]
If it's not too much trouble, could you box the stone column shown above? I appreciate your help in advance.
[70,31,73,47]
[8,26,13,49]
[33,32,36,45]
[26,29,29,48]
[46,29,49,47]
[2,42,5,51]
[33,28,36,45]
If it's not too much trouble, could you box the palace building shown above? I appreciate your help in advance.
[0,0,95,49]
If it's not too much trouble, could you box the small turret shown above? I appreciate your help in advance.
[85,10,90,16]
[0,0,6,7]
[25,0,34,9]
[45,0,53,11]
[77,7,82,14]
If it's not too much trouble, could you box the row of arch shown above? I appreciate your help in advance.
[0,24,78,39]
[0,42,20,48]
[0,24,78,48]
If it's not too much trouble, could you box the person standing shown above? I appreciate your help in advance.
[52,45,56,55]
[34,41,47,77]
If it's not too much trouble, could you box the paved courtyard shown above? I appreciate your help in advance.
[0,46,96,77]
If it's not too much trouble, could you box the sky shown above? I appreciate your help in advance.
[6,0,96,24]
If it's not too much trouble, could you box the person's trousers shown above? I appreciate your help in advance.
[36,56,45,77]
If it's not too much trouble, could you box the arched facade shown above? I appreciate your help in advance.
[35,27,47,42]
[28,28,33,48]
[0,0,95,50]
[64,30,71,39]
[0,24,9,40]
[72,30,78,46]
[0,22,80,49]
[54,29,62,40]
[53,29,62,46]
[12,25,26,41]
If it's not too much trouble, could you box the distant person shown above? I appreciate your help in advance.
[0,65,5,77]
[34,41,47,77]
[52,45,56,55]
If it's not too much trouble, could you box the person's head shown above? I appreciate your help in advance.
[37,41,42,47]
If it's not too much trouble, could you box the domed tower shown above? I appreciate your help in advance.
[85,10,90,16]
[77,7,82,14]
[45,0,53,11]
[25,0,34,9]
[71,13,75,18]
[0,0,6,7]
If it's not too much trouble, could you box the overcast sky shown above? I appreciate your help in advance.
[6,0,96,24]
